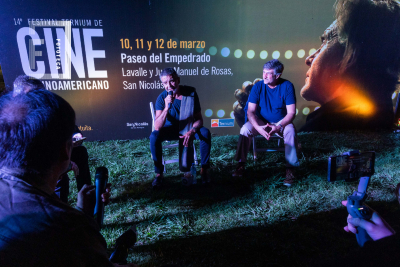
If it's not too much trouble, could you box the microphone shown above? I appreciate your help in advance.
[109,225,137,264]
[94,166,108,228]
[168,90,173,109]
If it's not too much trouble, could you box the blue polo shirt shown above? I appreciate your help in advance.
[247,79,296,123]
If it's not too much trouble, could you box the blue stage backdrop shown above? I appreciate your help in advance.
[0,0,397,140]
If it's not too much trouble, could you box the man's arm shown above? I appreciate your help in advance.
[247,102,271,140]
[154,94,174,130]
[154,109,168,131]
[180,111,203,147]
[267,104,296,136]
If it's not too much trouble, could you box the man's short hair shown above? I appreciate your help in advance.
[13,75,45,96]
[263,59,284,75]
[335,0,400,85]
[0,89,75,177]
[159,68,179,81]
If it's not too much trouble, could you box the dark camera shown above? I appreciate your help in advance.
[328,150,375,182]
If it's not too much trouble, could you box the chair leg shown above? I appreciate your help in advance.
[252,138,257,161]
[162,156,166,173]
[193,143,198,165]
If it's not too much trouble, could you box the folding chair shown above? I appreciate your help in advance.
[149,102,198,171]
[252,135,285,161]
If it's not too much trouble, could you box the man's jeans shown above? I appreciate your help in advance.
[150,126,211,174]
[234,119,299,167]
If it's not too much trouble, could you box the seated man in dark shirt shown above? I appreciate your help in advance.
[0,89,134,266]
[150,68,211,187]
[13,75,92,203]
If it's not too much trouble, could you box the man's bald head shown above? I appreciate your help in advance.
[13,75,45,97]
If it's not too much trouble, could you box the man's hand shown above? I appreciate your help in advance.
[342,200,395,241]
[266,123,281,137]
[102,183,112,206]
[257,125,271,140]
[164,92,174,110]
[179,130,195,147]
[77,185,96,215]
[77,184,112,215]
[70,161,79,177]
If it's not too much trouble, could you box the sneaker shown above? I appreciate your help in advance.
[232,163,245,177]
[152,174,163,188]
[201,168,211,184]
[283,168,296,187]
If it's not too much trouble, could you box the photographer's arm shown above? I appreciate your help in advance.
[342,200,395,241]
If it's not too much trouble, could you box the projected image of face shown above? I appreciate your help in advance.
[160,74,180,93]
[263,68,280,87]
[300,22,344,105]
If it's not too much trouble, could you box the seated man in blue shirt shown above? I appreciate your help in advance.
[150,68,211,187]
[232,59,299,186]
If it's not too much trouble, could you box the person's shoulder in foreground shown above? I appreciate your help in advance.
[0,170,111,267]
[0,89,115,267]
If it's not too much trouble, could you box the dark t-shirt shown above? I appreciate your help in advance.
[155,85,201,128]
[247,79,296,123]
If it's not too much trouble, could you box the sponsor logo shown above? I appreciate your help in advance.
[211,119,235,127]
[78,125,93,131]
[127,122,149,129]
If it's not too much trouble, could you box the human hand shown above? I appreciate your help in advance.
[179,130,195,147]
[70,161,79,177]
[164,92,174,110]
[77,184,96,215]
[342,200,395,241]
[257,125,271,140]
[102,183,112,206]
[266,123,281,137]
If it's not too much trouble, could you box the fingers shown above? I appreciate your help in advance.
[101,191,111,204]
[183,135,190,147]
[342,200,347,206]
[179,134,191,147]
[102,183,112,204]
[79,184,95,195]
[105,183,112,190]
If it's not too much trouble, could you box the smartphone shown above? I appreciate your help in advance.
[328,151,375,182]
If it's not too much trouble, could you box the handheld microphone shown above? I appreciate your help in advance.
[94,166,108,228]
[168,90,173,109]
[109,225,137,264]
